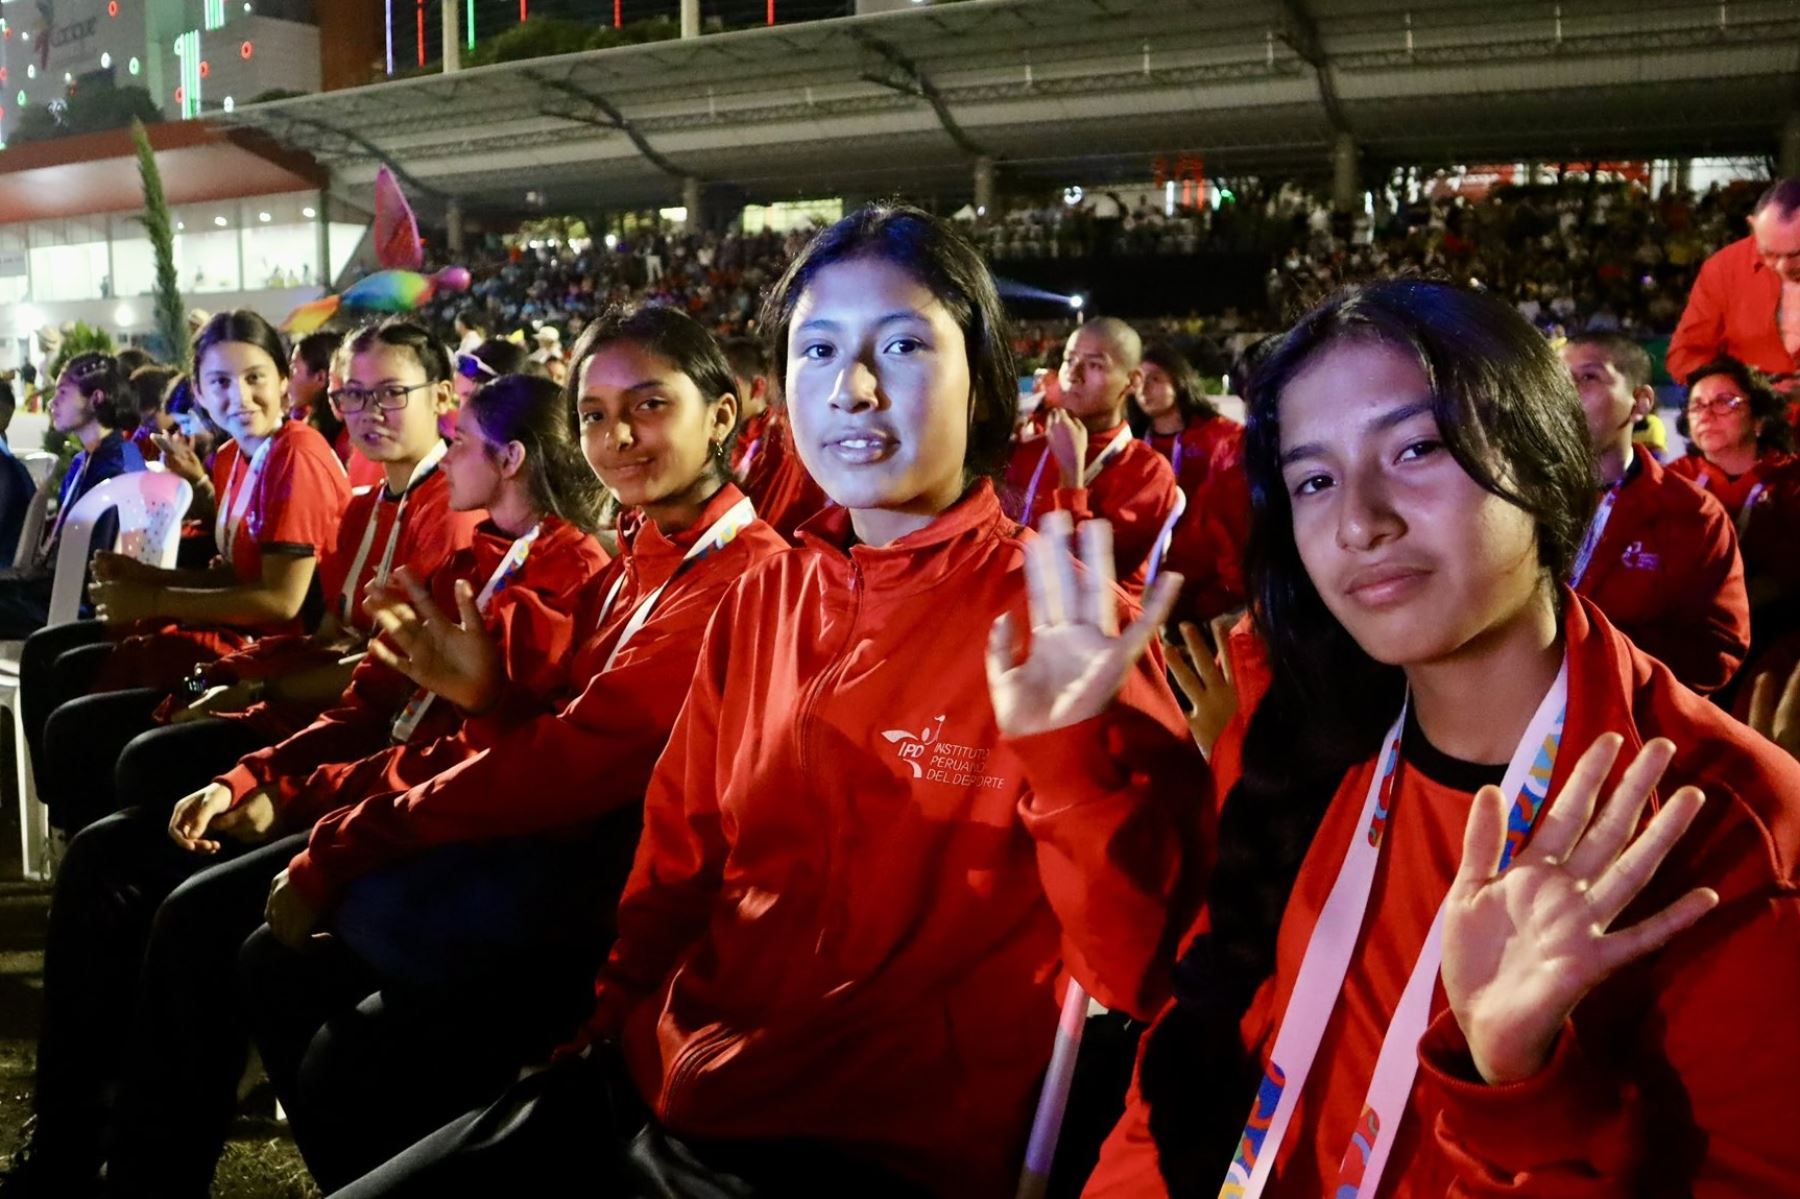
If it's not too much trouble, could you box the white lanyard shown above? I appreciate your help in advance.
[38,448,97,565]
[389,522,541,743]
[595,496,755,673]
[338,441,448,625]
[1568,462,1628,588]
[1222,659,1570,1199]
[1020,425,1133,524]
[216,435,276,563]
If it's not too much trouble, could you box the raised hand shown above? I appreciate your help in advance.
[1747,662,1800,762]
[152,431,208,486]
[365,566,501,714]
[1164,620,1236,759]
[1046,408,1089,489]
[986,512,1180,739]
[1443,734,1717,1085]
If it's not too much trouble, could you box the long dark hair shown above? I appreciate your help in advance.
[466,374,606,534]
[1139,279,1596,1192]
[347,318,454,386]
[565,305,742,486]
[760,203,1019,485]
[192,310,290,381]
[1677,356,1794,456]
[1130,342,1221,435]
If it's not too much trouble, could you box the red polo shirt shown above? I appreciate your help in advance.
[1667,236,1800,385]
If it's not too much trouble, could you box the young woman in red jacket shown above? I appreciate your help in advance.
[327,205,1205,1199]
[0,373,607,1199]
[1084,280,1800,1199]
[1136,341,1251,624]
[235,306,790,1193]
[22,311,352,834]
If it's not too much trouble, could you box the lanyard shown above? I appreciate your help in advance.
[1568,466,1628,588]
[735,437,763,483]
[1735,481,1769,539]
[594,495,755,673]
[216,435,276,563]
[389,522,541,743]
[1222,658,1569,1199]
[1020,425,1133,524]
[338,441,448,625]
[38,448,97,566]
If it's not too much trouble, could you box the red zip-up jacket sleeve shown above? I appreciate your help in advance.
[1422,891,1800,1197]
[1666,246,1733,385]
[583,582,741,1043]
[284,530,786,908]
[1004,644,1210,1020]
[1047,444,1182,591]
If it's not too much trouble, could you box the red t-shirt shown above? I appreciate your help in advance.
[211,420,352,596]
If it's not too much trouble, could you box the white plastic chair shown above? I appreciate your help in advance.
[10,488,51,569]
[19,451,56,487]
[0,471,192,880]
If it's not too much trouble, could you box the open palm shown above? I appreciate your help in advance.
[1443,734,1716,1084]
[366,567,502,714]
[986,512,1180,739]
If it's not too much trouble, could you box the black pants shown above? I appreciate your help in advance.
[17,617,110,778]
[242,828,633,1191]
[30,741,297,1196]
[328,1048,928,1199]
[0,571,54,640]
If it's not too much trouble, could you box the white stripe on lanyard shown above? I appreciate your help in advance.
[1221,658,1569,1199]
[216,434,277,563]
[389,522,541,743]
[1567,479,1623,588]
[1735,481,1768,539]
[595,495,755,673]
[338,440,448,624]
[1020,424,1134,525]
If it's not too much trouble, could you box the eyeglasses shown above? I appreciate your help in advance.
[1685,393,1749,416]
[455,353,498,382]
[329,381,435,413]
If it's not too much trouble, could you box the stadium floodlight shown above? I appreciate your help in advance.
[1068,294,1087,311]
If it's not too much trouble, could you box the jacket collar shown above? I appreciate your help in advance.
[626,482,751,593]
[797,478,1015,598]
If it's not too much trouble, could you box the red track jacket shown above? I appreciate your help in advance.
[733,408,830,542]
[1574,453,1748,695]
[285,486,787,908]
[1086,595,1800,1198]
[1001,424,1183,595]
[583,481,1207,1197]
[216,516,607,859]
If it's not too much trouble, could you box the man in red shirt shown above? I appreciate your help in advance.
[1561,332,1749,694]
[1667,178,1800,392]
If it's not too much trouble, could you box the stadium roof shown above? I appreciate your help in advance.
[216,0,1800,218]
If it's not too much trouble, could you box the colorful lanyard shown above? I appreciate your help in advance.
[1020,424,1133,524]
[389,522,541,744]
[735,437,764,483]
[1221,658,1569,1199]
[216,435,276,563]
[338,441,448,625]
[1568,456,1630,588]
[593,495,755,673]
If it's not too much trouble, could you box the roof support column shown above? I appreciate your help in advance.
[1783,110,1800,179]
[445,196,465,257]
[681,0,700,39]
[1332,131,1359,213]
[683,176,703,233]
[974,155,995,216]
[441,0,461,73]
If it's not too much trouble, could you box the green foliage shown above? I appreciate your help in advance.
[131,119,189,370]
[10,83,162,146]
[46,323,116,385]
[462,14,679,68]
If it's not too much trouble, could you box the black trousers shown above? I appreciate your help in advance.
[17,617,110,779]
[327,1048,928,1199]
[241,826,634,1192]
[29,724,296,1197]
[0,572,54,640]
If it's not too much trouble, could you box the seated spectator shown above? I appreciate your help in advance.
[1559,333,1749,694]
[721,334,827,541]
[0,380,39,565]
[0,352,146,639]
